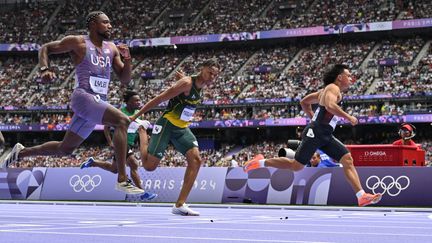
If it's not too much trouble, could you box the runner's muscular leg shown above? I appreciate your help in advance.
[339,153,362,193]
[18,130,84,159]
[176,147,202,207]
[102,105,130,183]
[137,127,160,171]
[127,156,143,189]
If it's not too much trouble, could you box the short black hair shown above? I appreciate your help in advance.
[123,90,139,103]
[323,64,349,86]
[201,59,220,69]
[86,11,106,29]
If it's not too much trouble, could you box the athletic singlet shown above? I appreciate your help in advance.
[121,107,140,146]
[163,75,202,128]
[74,35,114,101]
[311,105,339,131]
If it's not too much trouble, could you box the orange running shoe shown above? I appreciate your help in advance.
[358,193,382,207]
[243,154,265,173]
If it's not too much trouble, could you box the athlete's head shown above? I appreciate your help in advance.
[199,59,220,84]
[323,64,352,91]
[123,90,141,110]
[86,11,112,39]
[398,123,416,140]
[310,152,321,167]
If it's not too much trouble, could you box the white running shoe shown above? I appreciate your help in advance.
[172,203,200,216]
[135,119,151,129]
[115,181,145,194]
[1,143,25,168]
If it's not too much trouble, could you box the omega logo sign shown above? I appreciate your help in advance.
[364,151,387,156]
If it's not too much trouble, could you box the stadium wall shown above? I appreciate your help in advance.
[0,167,429,206]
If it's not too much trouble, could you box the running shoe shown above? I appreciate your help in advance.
[115,181,145,194]
[172,203,200,216]
[80,157,95,169]
[358,193,382,207]
[243,154,264,173]
[1,143,25,168]
[140,192,158,201]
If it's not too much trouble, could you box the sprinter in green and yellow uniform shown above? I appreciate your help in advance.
[131,59,220,216]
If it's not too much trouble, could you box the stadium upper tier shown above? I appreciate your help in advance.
[0,37,430,108]
[0,0,431,44]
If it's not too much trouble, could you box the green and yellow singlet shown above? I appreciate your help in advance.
[163,76,202,128]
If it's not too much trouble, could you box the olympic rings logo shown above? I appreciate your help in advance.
[69,175,102,192]
[366,175,410,197]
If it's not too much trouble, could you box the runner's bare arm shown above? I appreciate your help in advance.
[131,77,192,120]
[323,85,351,121]
[38,35,83,82]
[39,35,82,67]
[300,91,320,119]
[112,43,132,85]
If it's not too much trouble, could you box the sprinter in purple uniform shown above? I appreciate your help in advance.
[1,11,144,195]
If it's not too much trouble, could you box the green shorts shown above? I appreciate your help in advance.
[148,116,198,159]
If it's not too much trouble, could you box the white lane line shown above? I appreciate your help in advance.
[2,214,431,230]
[0,224,126,233]
[125,223,432,231]
[5,215,432,223]
[2,215,429,225]
[0,225,432,238]
[0,224,48,228]
[237,218,432,224]
[0,209,271,216]
[0,208,428,220]
[78,220,137,224]
[2,219,432,238]
[0,230,332,243]
[0,217,278,232]
[7,227,431,239]
[19,217,432,232]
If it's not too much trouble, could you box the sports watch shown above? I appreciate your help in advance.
[39,66,49,72]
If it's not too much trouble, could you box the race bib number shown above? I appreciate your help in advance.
[89,76,109,95]
[180,106,195,122]
[152,125,162,134]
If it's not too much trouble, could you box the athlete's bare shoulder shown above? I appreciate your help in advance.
[60,35,86,61]
[43,35,86,55]
[178,75,193,88]
[60,35,85,46]
[321,84,343,103]
[106,41,119,54]
[68,35,85,41]
[323,83,341,95]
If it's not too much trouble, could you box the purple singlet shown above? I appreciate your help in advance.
[69,35,115,139]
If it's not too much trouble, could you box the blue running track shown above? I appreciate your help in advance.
[0,202,431,243]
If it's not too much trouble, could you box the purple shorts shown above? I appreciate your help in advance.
[69,88,110,139]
